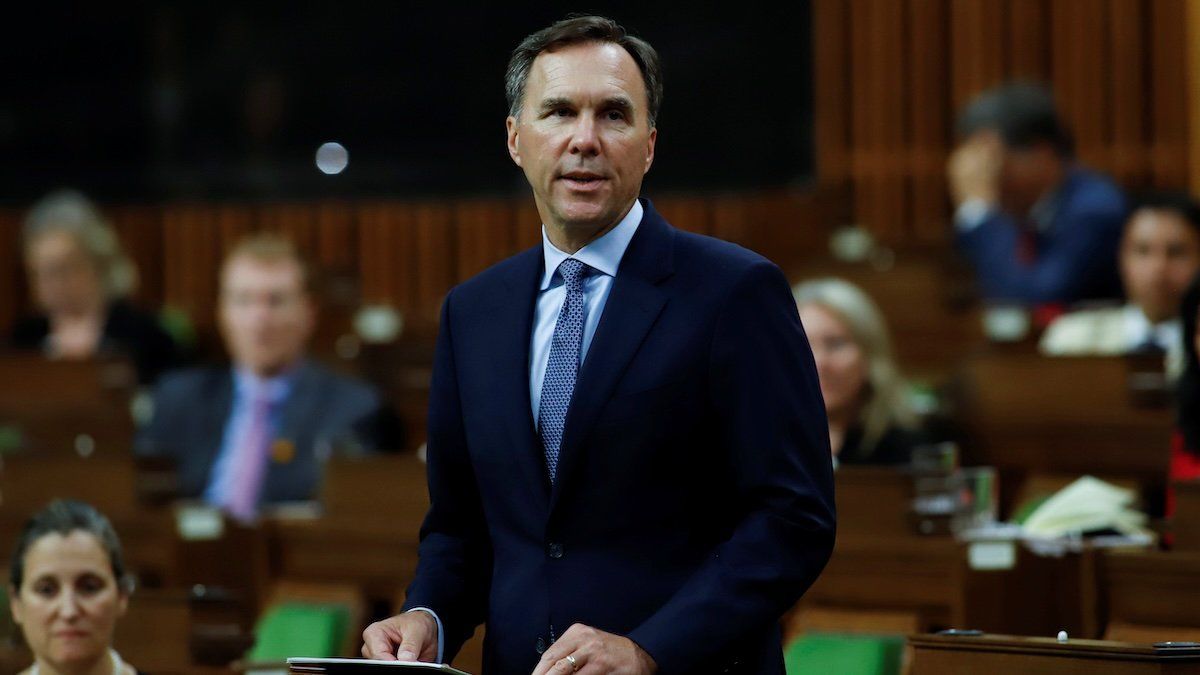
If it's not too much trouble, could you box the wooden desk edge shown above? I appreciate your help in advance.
[908,634,1200,661]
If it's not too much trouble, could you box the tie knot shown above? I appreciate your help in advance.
[557,258,587,289]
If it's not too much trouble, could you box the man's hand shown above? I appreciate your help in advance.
[361,611,439,662]
[947,131,1003,207]
[531,624,657,675]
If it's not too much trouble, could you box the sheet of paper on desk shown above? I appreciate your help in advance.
[286,658,471,675]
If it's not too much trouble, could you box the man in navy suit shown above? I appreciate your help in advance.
[137,234,395,520]
[363,16,835,674]
[949,82,1128,306]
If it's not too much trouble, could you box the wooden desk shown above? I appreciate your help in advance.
[1172,481,1200,551]
[0,354,136,453]
[269,454,429,605]
[1103,550,1200,642]
[909,633,1200,674]
[956,354,1171,514]
[797,468,964,632]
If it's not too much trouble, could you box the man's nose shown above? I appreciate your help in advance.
[568,116,600,156]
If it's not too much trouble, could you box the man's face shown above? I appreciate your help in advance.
[1120,208,1200,323]
[997,143,1061,217]
[218,255,314,376]
[506,41,656,238]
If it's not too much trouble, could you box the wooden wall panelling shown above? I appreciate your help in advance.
[949,0,1006,110]
[906,0,951,245]
[1192,0,1200,195]
[1050,0,1112,170]
[358,203,396,307]
[1108,0,1150,188]
[512,201,543,252]
[813,0,852,185]
[412,203,455,328]
[1150,0,1189,188]
[110,206,165,310]
[651,195,712,237]
[453,198,516,283]
[849,0,909,243]
[1007,0,1050,80]
[315,201,356,272]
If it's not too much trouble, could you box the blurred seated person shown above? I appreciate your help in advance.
[1041,191,1200,377]
[949,82,1127,313]
[1169,274,1200,517]
[136,234,399,521]
[794,278,923,467]
[9,500,139,675]
[11,190,181,384]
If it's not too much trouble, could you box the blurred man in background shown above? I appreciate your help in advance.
[1041,191,1200,376]
[137,234,397,521]
[949,82,1128,313]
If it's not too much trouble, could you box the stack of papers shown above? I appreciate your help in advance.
[1021,475,1148,538]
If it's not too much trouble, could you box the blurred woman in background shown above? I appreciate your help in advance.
[8,500,138,675]
[11,190,180,384]
[794,278,923,466]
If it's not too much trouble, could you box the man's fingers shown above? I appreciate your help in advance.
[396,618,432,662]
[362,617,412,660]
[361,624,399,660]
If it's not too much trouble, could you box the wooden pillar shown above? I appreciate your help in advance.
[1189,0,1200,194]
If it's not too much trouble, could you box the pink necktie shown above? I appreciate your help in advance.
[225,388,273,521]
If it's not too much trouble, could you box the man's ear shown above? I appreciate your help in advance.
[506,116,522,167]
[644,126,657,174]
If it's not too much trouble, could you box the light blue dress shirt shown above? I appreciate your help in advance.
[203,368,294,506]
[529,199,643,423]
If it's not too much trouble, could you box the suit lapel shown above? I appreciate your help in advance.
[196,370,235,489]
[550,201,675,511]
[488,246,553,508]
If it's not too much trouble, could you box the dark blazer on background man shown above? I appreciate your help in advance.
[402,200,836,674]
[136,359,394,503]
[956,167,1128,304]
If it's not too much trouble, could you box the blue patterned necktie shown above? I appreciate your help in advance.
[538,258,588,483]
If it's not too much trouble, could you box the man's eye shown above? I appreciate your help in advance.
[554,108,573,117]
[33,581,58,598]
[606,110,626,121]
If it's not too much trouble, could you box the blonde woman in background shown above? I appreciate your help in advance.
[794,278,923,466]
[11,190,181,384]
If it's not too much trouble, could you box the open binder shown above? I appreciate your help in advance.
[286,658,471,675]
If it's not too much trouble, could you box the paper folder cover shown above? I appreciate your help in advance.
[286,658,471,675]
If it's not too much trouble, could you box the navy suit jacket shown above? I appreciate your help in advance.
[956,168,1128,303]
[403,200,836,674]
[136,360,392,504]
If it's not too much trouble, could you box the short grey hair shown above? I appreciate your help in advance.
[23,190,137,299]
[505,15,663,128]
[794,278,916,456]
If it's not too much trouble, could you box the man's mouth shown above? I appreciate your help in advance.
[560,171,606,187]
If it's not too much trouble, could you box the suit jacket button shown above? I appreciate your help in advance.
[536,637,547,654]
[547,542,564,559]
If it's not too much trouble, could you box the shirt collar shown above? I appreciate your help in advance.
[233,363,298,403]
[1123,304,1181,348]
[539,199,643,290]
